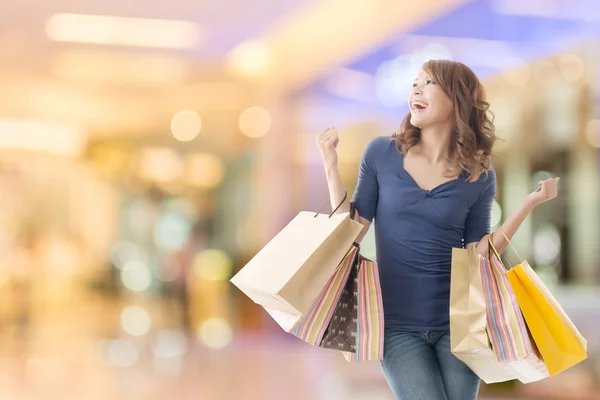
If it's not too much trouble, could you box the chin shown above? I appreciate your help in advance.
[410,115,425,128]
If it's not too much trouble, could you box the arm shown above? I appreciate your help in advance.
[324,164,372,243]
[468,199,534,257]
[466,175,560,257]
[317,128,381,243]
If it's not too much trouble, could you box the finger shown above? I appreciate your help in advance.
[324,131,339,143]
[320,128,337,140]
[317,130,334,145]
[324,136,339,149]
[324,134,339,146]
[319,127,332,136]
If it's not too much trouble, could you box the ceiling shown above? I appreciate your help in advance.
[294,0,600,130]
[1,0,320,61]
[0,0,315,138]
[0,0,469,139]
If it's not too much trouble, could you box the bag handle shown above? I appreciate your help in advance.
[498,226,525,263]
[315,192,361,250]
[349,201,357,220]
[488,234,503,265]
[314,191,350,219]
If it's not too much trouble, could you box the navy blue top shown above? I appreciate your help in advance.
[352,135,496,331]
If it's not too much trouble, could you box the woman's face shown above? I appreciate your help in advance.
[408,69,454,129]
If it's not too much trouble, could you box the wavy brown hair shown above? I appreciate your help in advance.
[396,59,497,182]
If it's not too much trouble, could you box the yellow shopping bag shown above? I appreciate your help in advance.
[500,229,587,376]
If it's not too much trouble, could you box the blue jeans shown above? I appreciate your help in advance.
[381,329,480,400]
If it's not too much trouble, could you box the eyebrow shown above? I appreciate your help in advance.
[413,76,431,82]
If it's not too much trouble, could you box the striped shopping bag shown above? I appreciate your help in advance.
[339,256,384,362]
[265,244,384,362]
[481,237,549,383]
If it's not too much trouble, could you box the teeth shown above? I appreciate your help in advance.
[411,100,428,109]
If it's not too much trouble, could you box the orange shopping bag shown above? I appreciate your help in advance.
[500,229,587,376]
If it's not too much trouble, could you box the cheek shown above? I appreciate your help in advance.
[434,93,453,117]
[441,99,454,117]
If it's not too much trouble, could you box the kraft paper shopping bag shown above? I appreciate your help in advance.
[231,194,363,315]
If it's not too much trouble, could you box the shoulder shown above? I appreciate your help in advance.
[482,165,496,185]
[361,134,397,172]
[363,134,396,159]
[474,165,496,196]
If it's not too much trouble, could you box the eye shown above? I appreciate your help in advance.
[426,79,435,85]
[412,83,417,87]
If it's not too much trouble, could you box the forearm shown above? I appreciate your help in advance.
[475,198,536,256]
[324,165,350,214]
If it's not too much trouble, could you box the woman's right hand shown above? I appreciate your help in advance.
[316,127,339,169]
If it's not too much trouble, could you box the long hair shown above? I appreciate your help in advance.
[396,59,497,182]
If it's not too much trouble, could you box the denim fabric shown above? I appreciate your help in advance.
[381,329,480,400]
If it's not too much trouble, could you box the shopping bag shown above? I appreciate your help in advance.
[265,244,384,362]
[450,245,540,383]
[231,193,363,315]
[339,256,384,362]
[499,228,587,377]
[481,237,549,383]
[450,246,518,383]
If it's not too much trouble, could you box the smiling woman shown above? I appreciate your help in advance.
[399,59,497,183]
[317,59,561,400]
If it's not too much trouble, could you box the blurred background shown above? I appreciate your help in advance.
[1,0,599,398]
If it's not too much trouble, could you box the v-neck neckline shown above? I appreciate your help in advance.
[401,154,462,193]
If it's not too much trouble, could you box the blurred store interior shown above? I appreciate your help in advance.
[0,0,599,398]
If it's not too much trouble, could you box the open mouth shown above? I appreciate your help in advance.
[411,100,428,111]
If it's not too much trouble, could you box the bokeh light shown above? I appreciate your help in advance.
[153,211,192,252]
[558,54,585,82]
[239,106,272,138]
[153,329,188,358]
[375,45,453,108]
[197,318,233,349]
[111,241,142,270]
[533,224,562,266]
[121,306,152,336]
[108,339,139,367]
[120,260,152,292]
[139,147,184,183]
[171,109,202,142]
[185,152,226,189]
[152,329,187,376]
[193,249,233,281]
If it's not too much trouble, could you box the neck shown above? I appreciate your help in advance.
[417,123,453,164]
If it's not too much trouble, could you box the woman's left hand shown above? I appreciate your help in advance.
[527,177,560,207]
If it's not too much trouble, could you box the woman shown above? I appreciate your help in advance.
[316,59,559,400]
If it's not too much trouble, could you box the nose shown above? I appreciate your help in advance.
[411,85,422,96]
